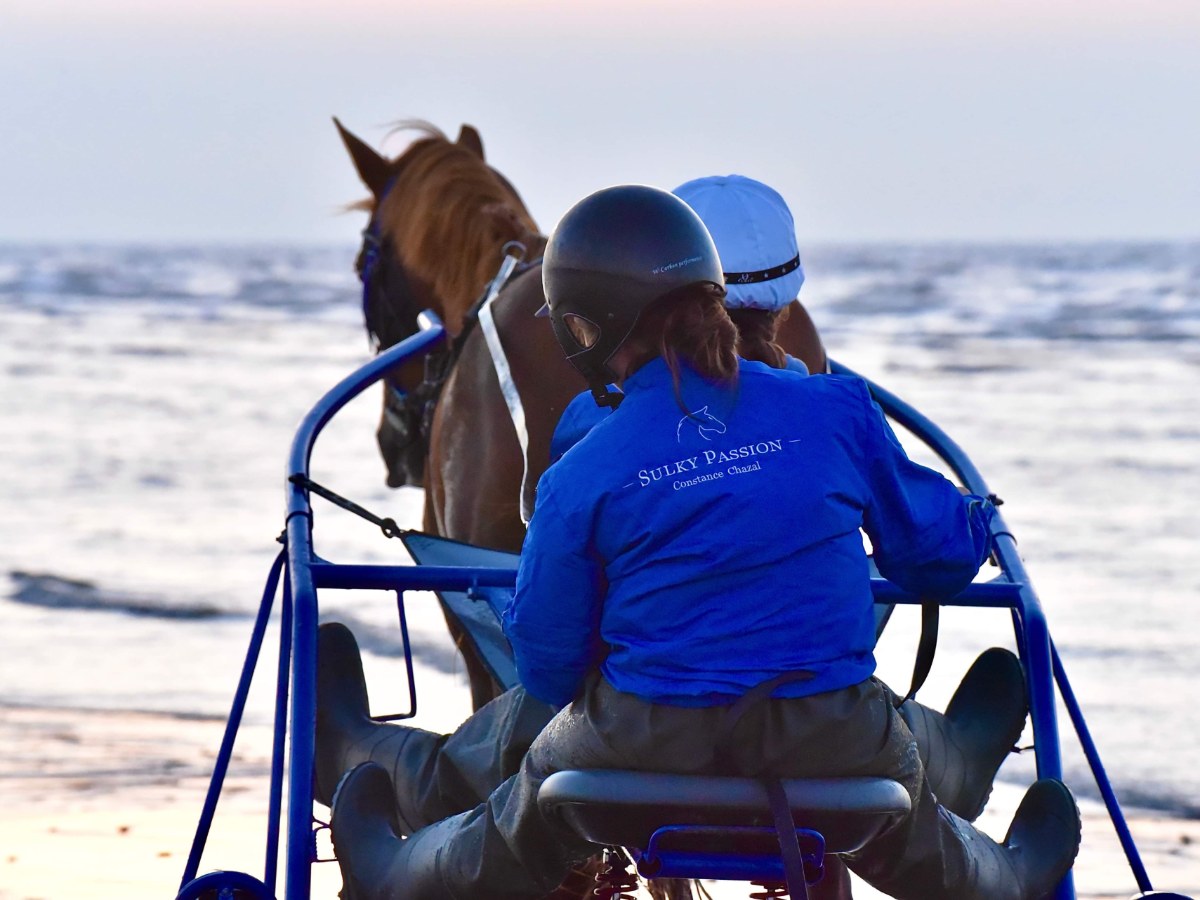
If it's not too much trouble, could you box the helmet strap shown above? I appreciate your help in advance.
[589,380,624,409]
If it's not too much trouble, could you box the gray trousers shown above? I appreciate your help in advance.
[407,676,975,900]
[387,686,554,835]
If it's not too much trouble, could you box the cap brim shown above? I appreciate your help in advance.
[534,302,550,318]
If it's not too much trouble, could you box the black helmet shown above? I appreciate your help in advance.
[541,184,724,405]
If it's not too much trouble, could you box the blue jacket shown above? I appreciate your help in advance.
[503,357,994,708]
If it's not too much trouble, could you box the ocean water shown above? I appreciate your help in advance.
[1,241,1197,820]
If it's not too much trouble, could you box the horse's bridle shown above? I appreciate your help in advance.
[356,191,543,490]
[358,207,422,353]
[357,187,437,487]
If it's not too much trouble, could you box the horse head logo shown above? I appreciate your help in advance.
[677,406,727,442]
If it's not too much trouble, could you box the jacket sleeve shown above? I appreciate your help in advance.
[502,482,606,708]
[855,383,996,599]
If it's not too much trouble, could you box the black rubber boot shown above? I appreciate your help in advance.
[331,762,463,900]
[900,647,1027,821]
[949,778,1081,900]
[315,623,446,829]
[317,622,556,834]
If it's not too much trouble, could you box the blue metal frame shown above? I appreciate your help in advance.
[179,549,287,894]
[637,824,826,884]
[175,314,1175,900]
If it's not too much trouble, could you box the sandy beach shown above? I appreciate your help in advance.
[0,704,342,900]
[2,703,1195,900]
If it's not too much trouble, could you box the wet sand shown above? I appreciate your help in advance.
[1,704,335,900]
[1,704,1196,899]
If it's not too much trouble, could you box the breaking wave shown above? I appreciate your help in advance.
[7,571,231,620]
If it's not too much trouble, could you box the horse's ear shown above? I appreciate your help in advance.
[456,125,485,160]
[333,117,392,199]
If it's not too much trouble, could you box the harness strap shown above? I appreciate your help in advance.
[713,670,814,774]
[477,245,535,524]
[287,474,402,539]
[895,499,1002,706]
[358,225,383,322]
[896,601,939,708]
[767,778,812,900]
[370,248,541,487]
[713,670,816,899]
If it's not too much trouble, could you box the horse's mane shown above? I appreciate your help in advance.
[376,122,541,331]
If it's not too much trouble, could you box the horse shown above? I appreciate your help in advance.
[336,119,828,706]
[336,120,544,552]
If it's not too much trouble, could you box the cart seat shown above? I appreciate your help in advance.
[539,770,910,883]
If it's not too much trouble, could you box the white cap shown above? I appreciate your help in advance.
[672,174,805,311]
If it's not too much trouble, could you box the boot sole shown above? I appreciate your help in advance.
[1008,778,1082,898]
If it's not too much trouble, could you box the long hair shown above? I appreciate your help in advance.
[629,284,740,391]
[728,307,788,369]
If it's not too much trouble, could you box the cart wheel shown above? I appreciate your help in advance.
[175,870,274,900]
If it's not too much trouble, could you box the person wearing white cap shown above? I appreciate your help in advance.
[546,174,824,461]
[673,173,816,374]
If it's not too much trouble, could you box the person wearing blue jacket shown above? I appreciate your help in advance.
[510,363,987,708]
[549,173,815,457]
[326,185,1080,899]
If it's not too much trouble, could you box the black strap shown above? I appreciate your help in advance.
[714,670,814,774]
[713,671,819,898]
[377,258,547,466]
[724,254,802,285]
[897,601,939,707]
[766,778,811,899]
[590,380,625,409]
[288,474,402,539]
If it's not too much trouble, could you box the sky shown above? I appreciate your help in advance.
[2,0,1198,244]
